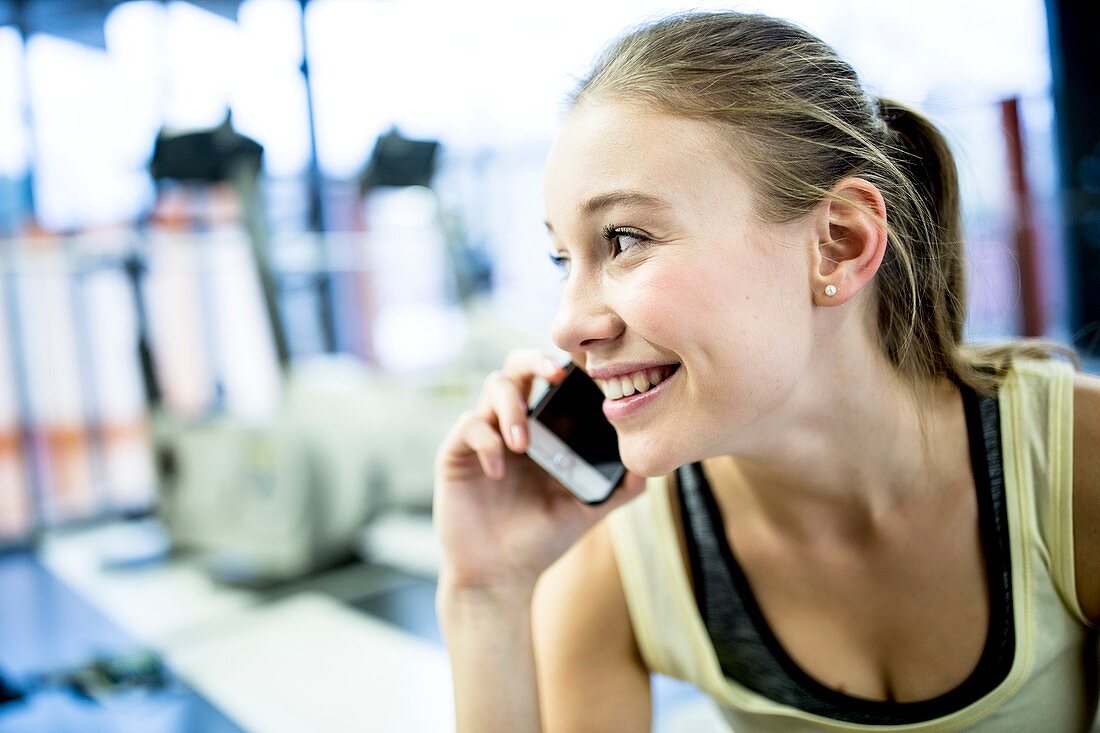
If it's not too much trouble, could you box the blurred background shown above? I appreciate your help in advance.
[0,0,1096,731]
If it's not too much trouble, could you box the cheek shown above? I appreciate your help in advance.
[621,258,810,414]
[622,257,808,358]
[620,268,707,335]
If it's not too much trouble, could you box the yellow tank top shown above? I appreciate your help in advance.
[607,358,1099,731]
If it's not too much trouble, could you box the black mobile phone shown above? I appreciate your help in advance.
[525,361,626,504]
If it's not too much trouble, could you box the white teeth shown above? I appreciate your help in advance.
[596,366,677,400]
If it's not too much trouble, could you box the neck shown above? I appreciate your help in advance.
[706,336,968,543]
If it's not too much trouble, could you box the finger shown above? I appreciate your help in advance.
[473,370,506,423]
[486,376,532,453]
[474,351,565,421]
[436,411,505,480]
[503,348,566,384]
[497,351,568,451]
[501,348,567,405]
[458,414,507,480]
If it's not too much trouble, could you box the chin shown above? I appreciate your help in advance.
[619,441,684,479]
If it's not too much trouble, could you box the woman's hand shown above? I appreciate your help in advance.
[433,348,645,597]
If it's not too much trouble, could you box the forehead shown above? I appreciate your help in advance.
[543,99,751,222]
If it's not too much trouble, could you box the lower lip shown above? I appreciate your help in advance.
[602,367,680,421]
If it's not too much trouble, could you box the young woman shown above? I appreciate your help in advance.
[432,12,1100,732]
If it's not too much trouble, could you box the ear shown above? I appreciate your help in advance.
[810,177,888,307]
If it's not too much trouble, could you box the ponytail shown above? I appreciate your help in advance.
[877,97,1078,394]
[876,98,962,276]
[872,98,966,381]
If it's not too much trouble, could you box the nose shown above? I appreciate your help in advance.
[549,273,624,354]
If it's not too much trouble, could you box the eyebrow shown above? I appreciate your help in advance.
[544,189,673,233]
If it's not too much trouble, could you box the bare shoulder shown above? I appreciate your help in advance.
[1072,370,1100,624]
[532,517,651,733]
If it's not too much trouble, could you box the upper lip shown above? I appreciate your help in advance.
[584,362,680,380]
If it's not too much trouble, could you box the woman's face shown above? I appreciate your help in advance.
[543,99,820,477]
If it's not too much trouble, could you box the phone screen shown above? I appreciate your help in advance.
[531,365,622,480]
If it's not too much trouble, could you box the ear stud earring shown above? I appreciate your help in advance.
[824,284,838,297]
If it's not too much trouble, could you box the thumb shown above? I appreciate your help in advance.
[597,470,648,513]
[620,470,647,496]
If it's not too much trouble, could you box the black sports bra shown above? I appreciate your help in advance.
[674,380,1014,725]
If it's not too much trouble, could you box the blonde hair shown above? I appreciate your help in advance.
[571,12,1078,397]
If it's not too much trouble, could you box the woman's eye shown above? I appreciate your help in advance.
[604,226,650,256]
[548,252,570,273]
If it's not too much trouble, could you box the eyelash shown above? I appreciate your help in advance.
[548,226,652,275]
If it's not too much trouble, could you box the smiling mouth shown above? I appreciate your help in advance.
[594,364,680,400]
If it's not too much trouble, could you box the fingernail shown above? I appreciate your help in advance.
[541,358,560,376]
[490,455,504,478]
[510,424,524,449]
